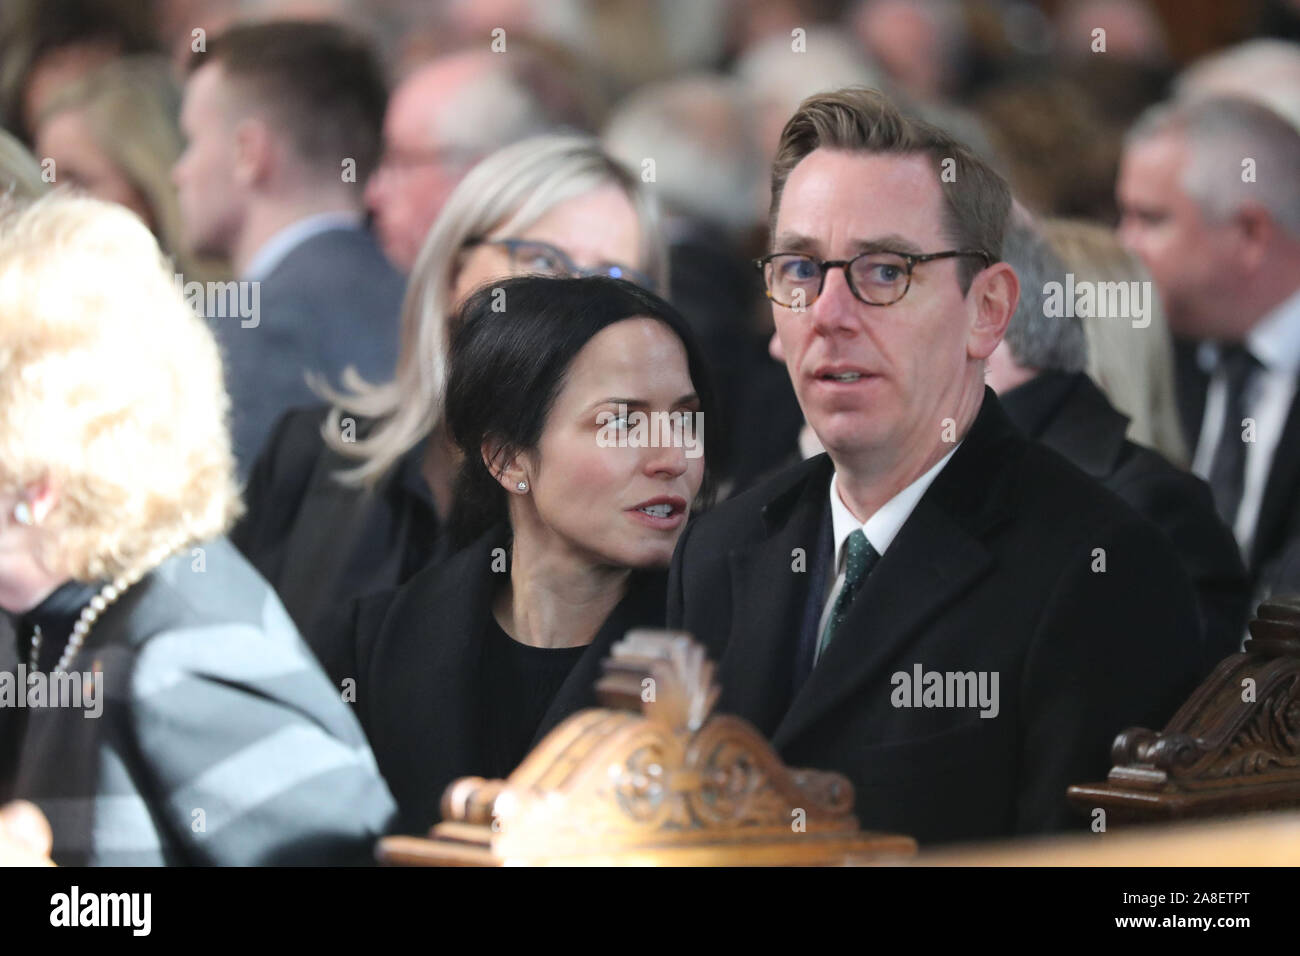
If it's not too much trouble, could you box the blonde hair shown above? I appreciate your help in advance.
[0,194,242,581]
[1042,219,1188,467]
[37,56,222,282]
[0,128,46,200]
[318,133,667,486]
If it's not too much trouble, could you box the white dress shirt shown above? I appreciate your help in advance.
[241,211,363,282]
[1191,287,1300,558]
[814,443,961,663]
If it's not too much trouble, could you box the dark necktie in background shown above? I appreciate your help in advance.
[817,528,881,660]
[1207,344,1261,529]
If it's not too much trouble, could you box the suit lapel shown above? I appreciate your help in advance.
[771,495,994,749]
[717,457,834,737]
[770,390,1021,751]
[427,535,499,780]
[369,531,499,822]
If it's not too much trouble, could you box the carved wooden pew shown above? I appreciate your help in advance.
[378,631,916,866]
[1068,594,1300,826]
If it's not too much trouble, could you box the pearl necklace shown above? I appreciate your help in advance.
[27,545,177,675]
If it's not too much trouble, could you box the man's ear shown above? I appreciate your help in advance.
[1231,202,1275,274]
[232,116,274,188]
[967,261,1017,361]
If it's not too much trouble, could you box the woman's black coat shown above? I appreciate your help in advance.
[329,526,668,835]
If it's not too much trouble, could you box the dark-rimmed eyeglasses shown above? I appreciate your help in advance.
[754,249,992,308]
[465,237,657,291]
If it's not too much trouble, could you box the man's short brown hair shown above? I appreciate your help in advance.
[770,87,1010,290]
[193,20,387,183]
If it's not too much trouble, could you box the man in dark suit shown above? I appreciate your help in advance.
[988,211,1251,664]
[174,21,404,474]
[1118,95,1300,606]
[667,88,1206,846]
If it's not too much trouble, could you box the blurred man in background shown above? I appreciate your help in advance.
[1118,95,1300,603]
[849,0,969,104]
[365,47,589,273]
[174,19,403,474]
[989,209,1249,660]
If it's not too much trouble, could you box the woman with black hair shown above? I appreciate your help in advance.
[332,275,715,835]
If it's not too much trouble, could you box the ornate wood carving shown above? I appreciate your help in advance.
[1069,595,1300,823]
[379,630,916,865]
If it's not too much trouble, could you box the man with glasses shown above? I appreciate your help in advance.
[667,88,1206,845]
[365,50,588,274]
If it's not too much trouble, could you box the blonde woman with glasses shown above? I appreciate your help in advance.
[234,133,667,668]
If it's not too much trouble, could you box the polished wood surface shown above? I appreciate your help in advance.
[1068,594,1300,825]
[916,809,1300,866]
[377,630,916,866]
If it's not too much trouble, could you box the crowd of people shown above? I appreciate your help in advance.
[1,0,1299,865]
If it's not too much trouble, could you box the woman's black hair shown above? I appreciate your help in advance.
[445,275,718,547]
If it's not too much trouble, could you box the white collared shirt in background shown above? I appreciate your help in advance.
[1191,287,1300,558]
[241,211,364,282]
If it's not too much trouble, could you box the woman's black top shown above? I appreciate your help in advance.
[480,616,587,778]
[339,525,669,835]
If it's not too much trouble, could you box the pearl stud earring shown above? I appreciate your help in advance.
[13,501,34,526]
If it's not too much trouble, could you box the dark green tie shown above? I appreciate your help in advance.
[817,529,880,660]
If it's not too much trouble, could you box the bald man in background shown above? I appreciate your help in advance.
[366,47,591,272]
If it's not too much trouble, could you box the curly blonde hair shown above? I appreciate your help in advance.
[0,194,242,581]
